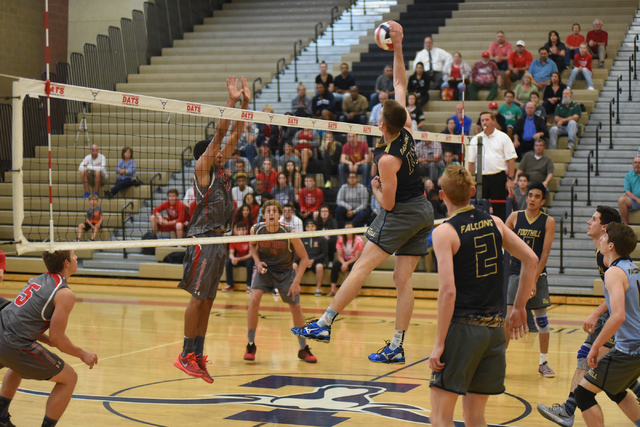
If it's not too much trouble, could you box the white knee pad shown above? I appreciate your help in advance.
[533,308,550,334]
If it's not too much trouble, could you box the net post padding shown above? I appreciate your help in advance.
[12,80,27,252]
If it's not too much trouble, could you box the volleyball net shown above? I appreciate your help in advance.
[7,76,463,255]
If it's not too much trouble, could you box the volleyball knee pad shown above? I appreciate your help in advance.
[605,390,627,404]
[577,343,592,370]
[533,309,550,334]
[575,385,598,412]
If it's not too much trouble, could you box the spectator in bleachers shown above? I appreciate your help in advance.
[256,158,278,193]
[77,194,103,241]
[450,103,472,135]
[284,160,302,196]
[530,47,558,91]
[339,133,370,186]
[277,142,301,173]
[291,83,313,118]
[280,203,303,232]
[299,175,324,221]
[79,144,107,198]
[498,90,522,138]
[413,37,452,89]
[565,23,585,67]
[370,193,382,224]
[506,40,533,89]
[334,63,356,99]
[408,62,430,108]
[335,172,369,228]
[316,61,336,96]
[292,128,321,176]
[441,52,471,101]
[513,104,549,159]
[468,51,501,101]
[428,188,448,220]
[328,221,364,297]
[525,92,547,120]
[226,149,251,181]
[183,177,195,209]
[371,65,394,107]
[104,146,136,199]
[256,105,281,154]
[340,86,368,125]
[279,113,299,150]
[489,31,513,71]
[312,83,336,121]
[252,178,273,207]
[369,92,388,127]
[515,138,555,187]
[437,150,461,188]
[567,42,595,90]
[618,157,640,225]
[416,138,443,184]
[316,132,342,189]
[475,101,506,135]
[542,72,566,122]
[587,19,608,69]
[223,221,254,293]
[151,188,187,239]
[514,73,538,106]
[232,172,253,206]
[512,173,530,210]
[244,193,260,220]
[235,203,255,228]
[549,88,581,150]
[236,121,258,166]
[252,142,275,178]
[271,172,297,206]
[294,219,328,296]
[317,205,338,262]
[441,118,463,160]
[543,30,567,73]
[407,93,425,131]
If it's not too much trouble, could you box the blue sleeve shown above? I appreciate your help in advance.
[115,159,123,175]
[129,160,137,177]
[625,172,632,192]
[327,93,336,111]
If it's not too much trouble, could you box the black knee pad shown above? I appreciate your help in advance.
[605,390,627,404]
[575,385,598,412]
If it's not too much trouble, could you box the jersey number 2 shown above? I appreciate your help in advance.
[15,283,41,307]
[474,234,498,277]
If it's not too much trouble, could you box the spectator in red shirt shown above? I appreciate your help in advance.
[567,42,595,90]
[489,31,512,71]
[299,175,324,221]
[565,23,585,67]
[338,133,370,186]
[587,19,608,68]
[151,188,187,238]
[223,222,255,292]
[506,40,533,89]
[468,51,501,101]
[256,158,278,192]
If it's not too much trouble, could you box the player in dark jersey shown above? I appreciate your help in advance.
[0,250,97,427]
[174,75,251,383]
[505,181,556,377]
[244,200,317,363]
[428,165,538,427]
[292,21,434,364]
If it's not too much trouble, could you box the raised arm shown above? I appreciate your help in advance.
[387,21,412,131]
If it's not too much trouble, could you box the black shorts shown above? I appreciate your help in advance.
[304,260,324,271]
[81,222,98,230]
[584,348,640,395]
[178,232,227,300]
[0,341,64,381]
[507,274,551,310]
[585,311,615,349]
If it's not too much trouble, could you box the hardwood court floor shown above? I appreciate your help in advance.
[0,280,633,426]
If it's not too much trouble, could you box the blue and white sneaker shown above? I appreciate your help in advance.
[291,320,331,343]
[368,341,405,364]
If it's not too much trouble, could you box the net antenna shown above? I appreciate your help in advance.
[44,0,55,249]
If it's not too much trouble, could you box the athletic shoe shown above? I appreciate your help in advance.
[368,341,405,364]
[174,352,205,379]
[273,288,280,296]
[246,287,251,294]
[103,189,113,199]
[314,290,322,296]
[196,355,214,383]
[83,191,90,198]
[0,415,15,427]
[93,192,99,197]
[588,86,595,90]
[567,141,574,151]
[326,292,336,297]
[324,181,332,189]
[222,285,234,292]
[539,362,555,377]
[291,320,331,343]
[536,403,574,426]
[298,344,318,363]
[244,342,256,360]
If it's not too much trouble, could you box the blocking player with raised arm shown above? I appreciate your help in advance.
[504,181,556,377]
[538,206,640,426]
[173,75,251,383]
[428,165,538,427]
[0,250,97,427]
[292,21,434,364]
[573,223,640,427]
[244,200,317,363]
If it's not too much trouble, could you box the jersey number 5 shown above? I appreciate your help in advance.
[15,283,41,307]
[474,234,498,277]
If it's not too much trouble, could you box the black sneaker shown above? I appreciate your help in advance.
[0,414,16,427]
[103,189,113,199]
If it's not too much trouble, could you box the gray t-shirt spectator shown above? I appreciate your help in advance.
[518,151,554,184]
[336,183,369,213]
[277,153,302,171]
[375,74,394,93]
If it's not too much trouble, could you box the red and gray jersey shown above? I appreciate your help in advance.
[0,272,68,347]
[252,222,295,273]
[188,165,234,236]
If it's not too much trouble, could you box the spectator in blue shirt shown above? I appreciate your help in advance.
[104,147,136,198]
[619,156,640,225]
[312,83,336,120]
[450,103,472,135]
[530,47,558,92]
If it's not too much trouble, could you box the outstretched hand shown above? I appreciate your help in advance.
[227,75,242,101]
[240,76,251,106]
[388,21,403,45]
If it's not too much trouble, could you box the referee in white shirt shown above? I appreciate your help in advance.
[412,37,452,89]
[467,112,517,220]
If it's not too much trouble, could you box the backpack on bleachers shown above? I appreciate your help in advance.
[141,231,157,255]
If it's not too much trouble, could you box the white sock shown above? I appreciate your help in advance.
[540,353,548,365]
[390,330,405,350]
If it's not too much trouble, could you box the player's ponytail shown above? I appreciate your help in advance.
[441,165,476,205]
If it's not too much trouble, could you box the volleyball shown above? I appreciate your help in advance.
[374,21,394,51]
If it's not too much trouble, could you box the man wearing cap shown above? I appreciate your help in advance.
[506,41,533,90]
[412,37,452,90]
[489,31,513,71]
[468,51,501,101]
[529,47,558,91]
[475,101,506,134]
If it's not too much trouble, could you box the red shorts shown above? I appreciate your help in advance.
[157,220,184,232]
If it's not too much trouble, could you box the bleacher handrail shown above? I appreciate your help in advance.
[587,151,594,207]
[595,122,602,177]
[330,6,340,46]
[252,77,263,112]
[315,22,324,63]
[294,40,303,83]
[570,178,578,238]
[149,173,163,213]
[276,58,286,103]
[559,211,568,274]
[121,201,135,259]
[180,146,192,198]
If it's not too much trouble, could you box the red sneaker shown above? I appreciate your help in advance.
[298,344,318,363]
[244,342,256,361]
[174,352,205,378]
[196,355,214,383]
